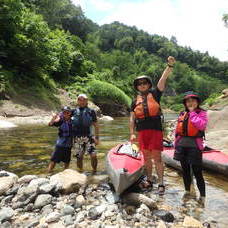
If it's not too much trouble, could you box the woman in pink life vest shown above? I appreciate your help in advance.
[174,91,208,204]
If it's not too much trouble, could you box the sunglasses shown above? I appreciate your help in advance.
[137,81,148,86]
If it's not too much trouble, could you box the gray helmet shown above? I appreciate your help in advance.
[133,75,152,90]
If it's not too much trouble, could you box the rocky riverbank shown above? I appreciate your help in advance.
[0,169,215,228]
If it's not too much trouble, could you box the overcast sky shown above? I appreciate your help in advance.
[73,0,228,62]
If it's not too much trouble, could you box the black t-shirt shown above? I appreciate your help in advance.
[131,87,163,131]
[72,107,97,136]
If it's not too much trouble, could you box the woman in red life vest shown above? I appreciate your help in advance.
[174,92,208,204]
[130,56,175,194]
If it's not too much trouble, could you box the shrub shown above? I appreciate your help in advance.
[87,80,131,107]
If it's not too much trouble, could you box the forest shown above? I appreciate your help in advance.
[1,0,228,112]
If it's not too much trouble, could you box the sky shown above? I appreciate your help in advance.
[72,0,228,62]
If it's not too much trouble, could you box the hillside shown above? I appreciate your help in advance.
[0,0,228,115]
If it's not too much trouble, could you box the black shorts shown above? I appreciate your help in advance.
[174,146,202,165]
[51,146,72,163]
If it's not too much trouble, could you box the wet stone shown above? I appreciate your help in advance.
[154,210,175,223]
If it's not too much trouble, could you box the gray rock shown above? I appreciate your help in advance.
[88,205,107,220]
[41,204,53,215]
[63,215,74,226]
[18,175,38,184]
[0,207,14,223]
[23,183,39,196]
[45,212,61,223]
[154,210,175,223]
[34,194,52,209]
[62,205,74,215]
[29,178,49,187]
[39,183,55,194]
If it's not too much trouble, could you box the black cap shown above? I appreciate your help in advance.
[62,106,71,112]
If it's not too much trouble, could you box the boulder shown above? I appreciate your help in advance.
[206,106,228,154]
[0,171,18,196]
[50,169,87,194]
[18,175,38,184]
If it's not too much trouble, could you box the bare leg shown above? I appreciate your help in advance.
[77,155,84,172]
[64,162,70,170]
[143,149,153,181]
[48,161,56,173]
[90,153,98,173]
[152,150,164,184]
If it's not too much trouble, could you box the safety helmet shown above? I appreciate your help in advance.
[183,91,201,104]
[133,75,152,90]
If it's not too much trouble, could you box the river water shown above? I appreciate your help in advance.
[0,115,228,227]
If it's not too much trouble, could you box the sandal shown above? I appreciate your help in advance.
[158,184,165,195]
[139,180,153,191]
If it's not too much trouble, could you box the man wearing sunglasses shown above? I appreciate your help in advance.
[130,56,175,194]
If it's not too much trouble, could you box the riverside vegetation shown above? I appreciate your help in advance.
[1,0,228,114]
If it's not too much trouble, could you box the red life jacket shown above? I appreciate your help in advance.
[134,93,161,119]
[176,111,203,137]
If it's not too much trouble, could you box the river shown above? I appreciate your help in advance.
[0,115,228,227]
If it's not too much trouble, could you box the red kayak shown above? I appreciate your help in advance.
[106,143,145,195]
[162,147,228,176]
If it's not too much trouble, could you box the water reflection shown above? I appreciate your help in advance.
[0,115,228,227]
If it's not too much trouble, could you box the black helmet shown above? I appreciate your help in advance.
[133,75,152,90]
[183,91,201,104]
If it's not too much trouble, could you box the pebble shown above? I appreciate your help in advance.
[34,194,52,209]
[45,212,61,223]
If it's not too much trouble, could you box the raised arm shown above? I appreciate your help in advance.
[48,113,61,126]
[157,56,175,92]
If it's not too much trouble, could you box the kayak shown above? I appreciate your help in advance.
[106,143,145,195]
[162,146,228,176]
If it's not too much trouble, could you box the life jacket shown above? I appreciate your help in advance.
[72,107,93,129]
[134,92,161,119]
[176,111,204,137]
